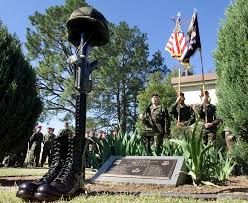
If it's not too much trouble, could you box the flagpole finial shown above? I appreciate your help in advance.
[177,12,181,18]
[171,17,176,22]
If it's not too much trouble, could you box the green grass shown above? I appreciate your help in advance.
[0,168,47,177]
[0,168,247,203]
[0,187,247,203]
[0,188,248,203]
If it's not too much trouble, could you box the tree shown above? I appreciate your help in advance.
[0,21,42,155]
[90,22,149,133]
[137,71,176,113]
[26,0,88,121]
[148,50,170,75]
[214,0,248,139]
[26,1,165,134]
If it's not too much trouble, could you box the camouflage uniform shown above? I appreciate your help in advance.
[169,102,195,126]
[29,131,43,167]
[198,103,220,144]
[40,132,55,167]
[142,104,170,154]
[58,128,73,139]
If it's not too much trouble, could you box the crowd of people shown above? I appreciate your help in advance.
[85,129,118,140]
[26,122,117,168]
[28,90,221,166]
[26,122,72,168]
[1,91,225,167]
[140,91,221,154]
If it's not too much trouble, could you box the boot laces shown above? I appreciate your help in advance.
[54,138,74,183]
[41,138,61,180]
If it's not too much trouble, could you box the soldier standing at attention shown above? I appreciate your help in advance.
[169,92,195,127]
[29,125,43,167]
[140,93,170,155]
[199,91,220,145]
[58,122,73,138]
[40,127,56,167]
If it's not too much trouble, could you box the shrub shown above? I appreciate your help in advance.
[214,0,248,139]
[230,139,248,175]
[0,22,42,156]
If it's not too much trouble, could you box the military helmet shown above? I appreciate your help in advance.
[151,93,159,97]
[67,6,109,47]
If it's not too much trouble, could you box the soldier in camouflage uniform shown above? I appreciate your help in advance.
[198,91,220,145]
[58,122,73,139]
[140,93,170,155]
[40,127,56,167]
[29,126,43,167]
[169,92,195,127]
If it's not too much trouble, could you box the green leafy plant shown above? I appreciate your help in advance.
[212,150,235,182]
[86,130,148,169]
[160,138,183,156]
[170,123,214,185]
[170,122,235,185]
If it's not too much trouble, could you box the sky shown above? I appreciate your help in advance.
[0,0,231,134]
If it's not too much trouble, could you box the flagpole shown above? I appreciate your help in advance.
[164,11,185,124]
[199,49,205,93]
[176,12,182,124]
[178,66,181,123]
[199,48,208,124]
[185,68,188,76]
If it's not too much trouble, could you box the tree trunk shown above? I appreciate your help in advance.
[132,98,138,132]
[121,82,127,133]
[116,85,121,125]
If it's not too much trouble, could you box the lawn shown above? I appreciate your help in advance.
[0,167,47,177]
[1,188,247,203]
[0,168,247,203]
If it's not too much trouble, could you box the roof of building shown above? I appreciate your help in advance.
[171,72,216,85]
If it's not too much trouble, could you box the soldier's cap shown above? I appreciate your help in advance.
[47,127,53,129]
[36,125,42,129]
[179,92,184,97]
[205,90,209,96]
[224,127,232,132]
[151,93,159,97]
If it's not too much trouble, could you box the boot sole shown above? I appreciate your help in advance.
[35,188,85,202]
[35,192,61,202]
[16,189,35,200]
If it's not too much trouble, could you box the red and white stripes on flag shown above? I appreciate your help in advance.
[165,14,188,64]
[165,31,187,60]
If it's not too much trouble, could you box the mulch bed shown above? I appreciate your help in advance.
[86,176,248,195]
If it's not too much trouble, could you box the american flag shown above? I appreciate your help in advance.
[165,15,187,60]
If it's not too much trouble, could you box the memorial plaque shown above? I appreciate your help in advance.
[91,156,186,186]
[105,159,177,179]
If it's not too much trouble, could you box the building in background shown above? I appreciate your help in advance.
[171,72,217,105]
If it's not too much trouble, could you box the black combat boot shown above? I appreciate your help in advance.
[35,135,85,202]
[16,136,68,200]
